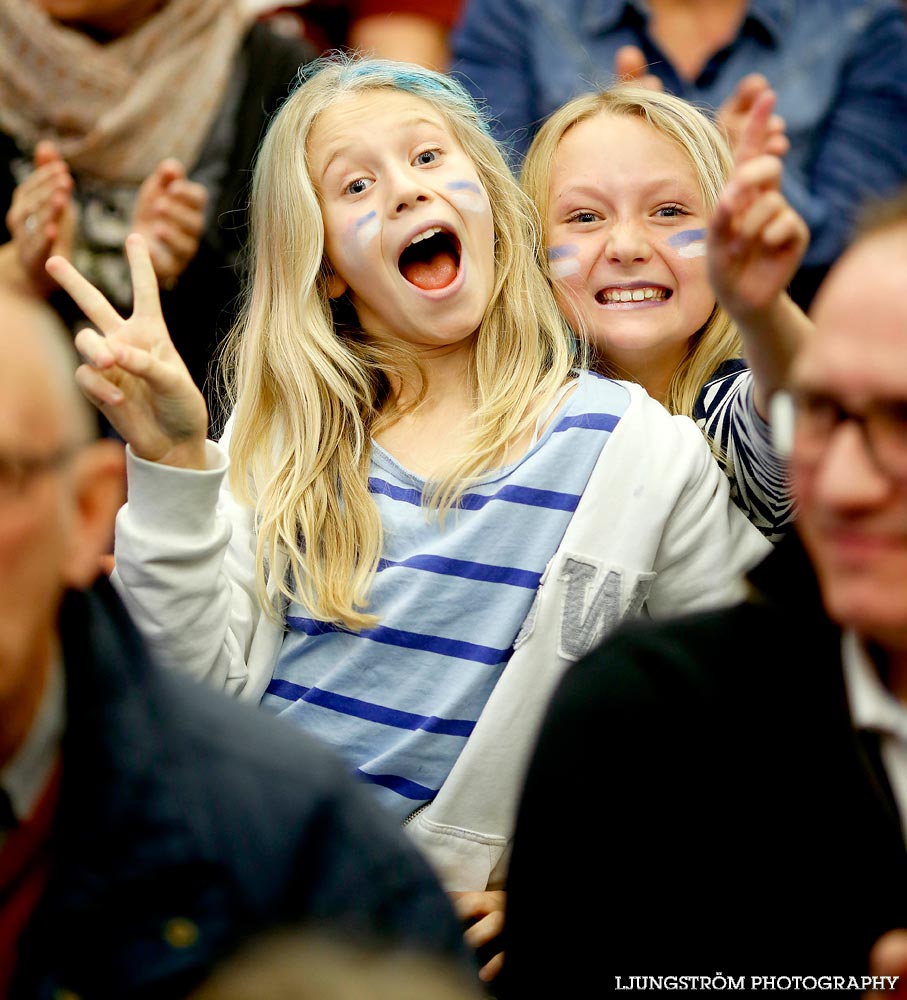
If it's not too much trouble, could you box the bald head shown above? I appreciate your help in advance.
[0,287,95,446]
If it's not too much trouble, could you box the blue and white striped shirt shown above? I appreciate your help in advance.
[262,371,630,822]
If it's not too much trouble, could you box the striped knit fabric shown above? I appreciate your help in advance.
[695,359,794,542]
[263,372,630,822]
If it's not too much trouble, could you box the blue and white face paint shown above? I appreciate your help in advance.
[667,227,707,259]
[446,179,489,214]
[542,111,718,396]
[355,209,381,246]
[310,88,497,349]
[547,243,581,279]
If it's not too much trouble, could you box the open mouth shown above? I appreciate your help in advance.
[595,285,671,305]
[398,226,462,291]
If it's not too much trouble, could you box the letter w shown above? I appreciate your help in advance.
[557,557,654,660]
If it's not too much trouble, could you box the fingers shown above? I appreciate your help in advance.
[152,180,208,234]
[7,161,73,237]
[478,950,504,983]
[450,890,507,985]
[153,157,186,186]
[45,255,125,331]
[763,117,790,159]
[758,201,809,251]
[146,232,198,286]
[124,233,165,318]
[75,359,125,409]
[734,189,788,243]
[614,44,648,81]
[613,45,663,91]
[74,314,183,401]
[735,88,777,165]
[463,909,505,950]
[709,153,805,270]
[133,163,208,284]
[74,325,120,371]
[712,154,782,241]
[732,154,784,201]
[450,889,506,923]
[869,930,907,999]
[34,139,64,167]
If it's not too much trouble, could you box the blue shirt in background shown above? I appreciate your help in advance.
[452,0,907,301]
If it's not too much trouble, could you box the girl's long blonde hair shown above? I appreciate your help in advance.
[220,53,575,631]
[521,85,741,419]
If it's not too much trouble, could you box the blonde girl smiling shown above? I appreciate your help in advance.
[522,85,812,540]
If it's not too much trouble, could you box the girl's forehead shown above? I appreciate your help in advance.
[307,89,459,184]
[311,89,449,146]
[561,110,678,156]
[551,111,701,195]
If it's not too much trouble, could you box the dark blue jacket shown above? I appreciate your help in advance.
[15,578,470,998]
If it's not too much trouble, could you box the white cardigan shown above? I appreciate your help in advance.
[113,381,771,890]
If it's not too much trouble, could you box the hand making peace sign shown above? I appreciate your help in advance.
[46,233,209,470]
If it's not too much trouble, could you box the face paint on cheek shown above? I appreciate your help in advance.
[446,180,488,214]
[354,210,381,246]
[547,243,580,279]
[667,227,707,259]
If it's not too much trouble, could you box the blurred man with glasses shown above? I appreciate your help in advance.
[501,193,907,995]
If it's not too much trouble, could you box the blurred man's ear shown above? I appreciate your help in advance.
[61,440,127,590]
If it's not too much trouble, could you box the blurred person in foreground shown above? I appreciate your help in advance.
[502,190,907,994]
[0,286,469,998]
[191,928,485,1000]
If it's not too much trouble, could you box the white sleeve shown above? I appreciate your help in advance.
[111,437,279,700]
[643,405,773,618]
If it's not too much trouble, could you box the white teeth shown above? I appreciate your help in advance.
[408,226,442,247]
[600,286,666,303]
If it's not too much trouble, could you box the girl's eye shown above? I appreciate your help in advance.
[567,210,599,224]
[414,149,439,166]
[345,177,373,196]
[655,204,688,218]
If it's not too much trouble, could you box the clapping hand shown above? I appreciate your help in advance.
[133,159,208,289]
[5,140,74,297]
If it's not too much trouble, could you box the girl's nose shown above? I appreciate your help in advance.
[389,167,433,216]
[603,220,651,265]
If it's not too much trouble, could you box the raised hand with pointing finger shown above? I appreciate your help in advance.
[709,87,809,317]
[46,232,209,470]
[708,86,812,413]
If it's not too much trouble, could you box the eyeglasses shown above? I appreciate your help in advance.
[0,443,83,501]
[771,390,907,483]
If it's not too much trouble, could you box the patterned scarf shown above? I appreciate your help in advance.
[0,0,250,184]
